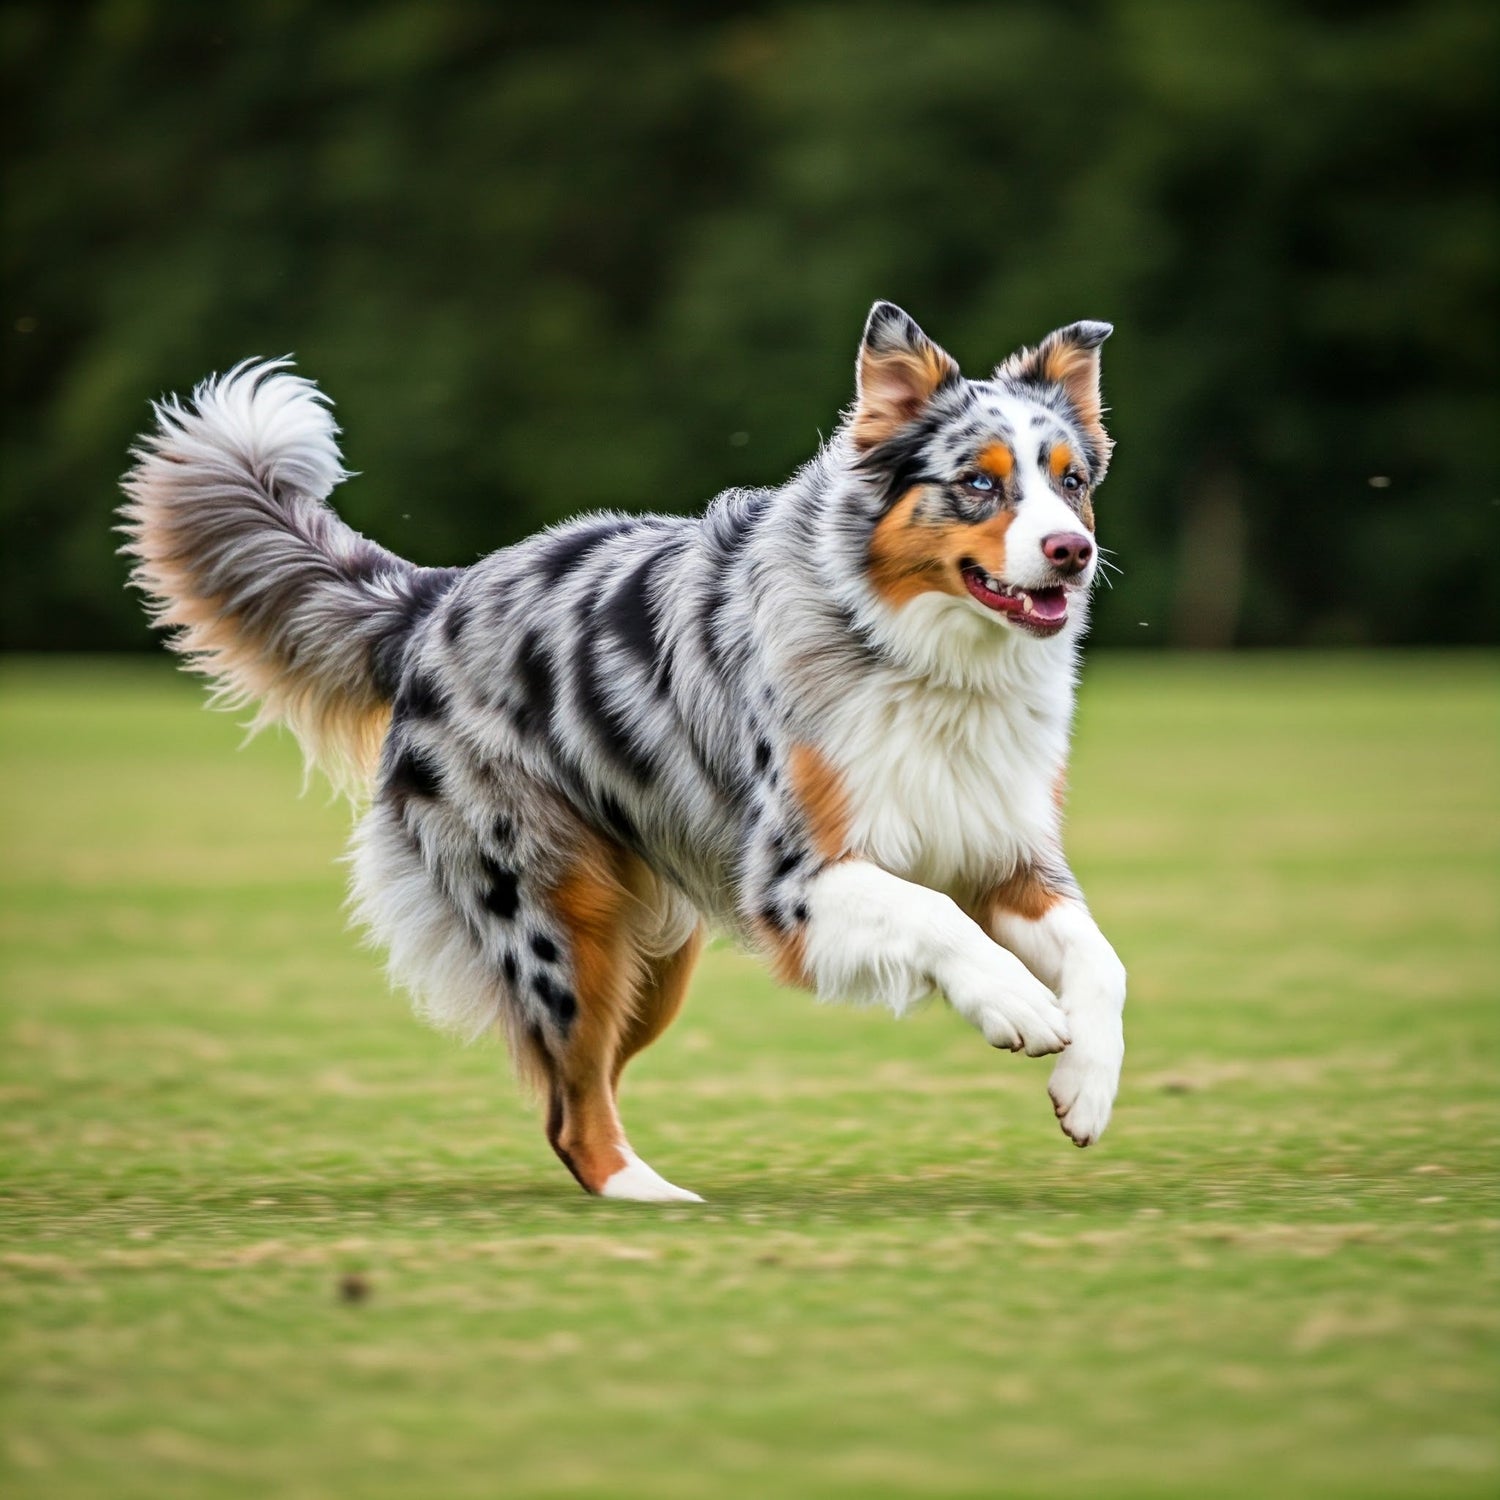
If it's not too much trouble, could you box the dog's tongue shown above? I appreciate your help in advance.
[1027,587,1068,622]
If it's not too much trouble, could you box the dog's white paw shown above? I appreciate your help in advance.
[1048,1041,1122,1147]
[599,1152,704,1204]
[941,952,1071,1057]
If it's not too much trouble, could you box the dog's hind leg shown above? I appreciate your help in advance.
[612,924,704,1090]
[534,838,704,1204]
[350,728,702,1202]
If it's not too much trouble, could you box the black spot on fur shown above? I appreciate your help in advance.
[407,566,463,621]
[512,631,556,736]
[600,539,677,669]
[701,590,729,671]
[444,598,471,645]
[394,670,444,722]
[533,971,578,1028]
[597,792,639,847]
[370,568,463,696]
[856,410,949,514]
[754,740,773,775]
[502,950,518,984]
[385,745,443,805]
[654,644,675,698]
[573,637,659,786]
[491,813,514,846]
[793,903,809,924]
[372,564,459,693]
[698,491,769,670]
[532,519,632,586]
[480,856,520,920]
[530,933,559,964]
[760,904,786,934]
[773,849,802,880]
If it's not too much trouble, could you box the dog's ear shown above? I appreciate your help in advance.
[997,321,1114,471]
[851,301,961,450]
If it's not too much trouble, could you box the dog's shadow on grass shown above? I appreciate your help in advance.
[185,1170,1169,1226]
[674,1175,1164,1219]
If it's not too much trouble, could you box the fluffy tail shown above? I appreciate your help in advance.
[119,359,460,799]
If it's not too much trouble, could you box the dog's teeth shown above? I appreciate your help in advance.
[1021,593,1035,614]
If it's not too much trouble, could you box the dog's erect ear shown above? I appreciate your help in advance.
[997,321,1114,471]
[851,301,961,450]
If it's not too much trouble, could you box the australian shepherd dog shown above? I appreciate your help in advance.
[120,303,1128,1202]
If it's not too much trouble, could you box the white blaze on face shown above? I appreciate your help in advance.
[992,395,1097,593]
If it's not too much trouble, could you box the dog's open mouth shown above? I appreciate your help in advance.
[960,563,1069,636]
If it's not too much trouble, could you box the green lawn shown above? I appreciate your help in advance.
[2,653,1496,1500]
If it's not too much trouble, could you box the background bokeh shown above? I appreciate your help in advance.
[3,0,1496,654]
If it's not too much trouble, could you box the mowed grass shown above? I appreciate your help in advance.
[1,653,1496,1500]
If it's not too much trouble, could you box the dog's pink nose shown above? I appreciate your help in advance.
[1041,532,1094,575]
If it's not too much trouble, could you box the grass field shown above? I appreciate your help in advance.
[2,653,1496,1499]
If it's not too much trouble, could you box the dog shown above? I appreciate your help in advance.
[120,302,1128,1202]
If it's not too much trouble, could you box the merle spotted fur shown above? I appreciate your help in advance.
[119,301,1122,1198]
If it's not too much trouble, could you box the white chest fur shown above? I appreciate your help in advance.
[818,659,1073,894]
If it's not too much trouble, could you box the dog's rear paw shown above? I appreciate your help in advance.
[599,1152,704,1204]
[1048,1043,1122,1146]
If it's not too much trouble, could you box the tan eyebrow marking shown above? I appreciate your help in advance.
[977,442,1014,480]
[1049,442,1074,479]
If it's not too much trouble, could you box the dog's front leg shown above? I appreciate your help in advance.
[987,872,1127,1146]
[791,861,1071,1056]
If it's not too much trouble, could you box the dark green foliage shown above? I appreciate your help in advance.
[3,1,1496,649]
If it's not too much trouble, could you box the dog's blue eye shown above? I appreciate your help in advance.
[1062,473,1083,492]
[964,473,995,493]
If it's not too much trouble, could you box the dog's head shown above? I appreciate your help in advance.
[841,301,1113,646]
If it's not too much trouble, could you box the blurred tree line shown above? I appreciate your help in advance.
[3,0,1496,650]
